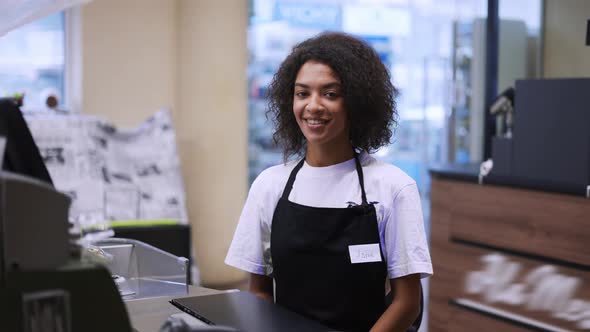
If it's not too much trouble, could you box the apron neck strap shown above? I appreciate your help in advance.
[281,151,369,206]
[353,152,369,205]
[281,158,305,200]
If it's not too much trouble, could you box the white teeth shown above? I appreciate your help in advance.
[307,119,327,125]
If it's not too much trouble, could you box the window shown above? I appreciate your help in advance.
[0,12,65,110]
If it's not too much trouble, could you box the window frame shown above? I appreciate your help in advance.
[0,8,81,112]
[64,6,82,112]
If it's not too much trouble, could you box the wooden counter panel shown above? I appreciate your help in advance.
[428,178,457,332]
[429,178,590,332]
[447,306,533,332]
[452,243,589,331]
[430,239,590,331]
[442,180,590,266]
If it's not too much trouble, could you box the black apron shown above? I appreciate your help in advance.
[270,153,387,332]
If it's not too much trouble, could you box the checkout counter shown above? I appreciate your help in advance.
[0,169,232,332]
[428,164,589,332]
[428,78,590,332]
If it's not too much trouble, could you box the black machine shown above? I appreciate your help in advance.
[0,98,133,332]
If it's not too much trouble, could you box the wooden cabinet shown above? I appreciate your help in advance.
[429,177,590,332]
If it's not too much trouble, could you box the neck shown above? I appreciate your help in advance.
[305,141,354,167]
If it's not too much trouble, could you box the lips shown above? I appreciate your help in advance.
[305,118,329,125]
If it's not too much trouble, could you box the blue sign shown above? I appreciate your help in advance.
[273,2,341,30]
[359,35,392,65]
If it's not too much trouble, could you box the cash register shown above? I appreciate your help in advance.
[0,98,132,332]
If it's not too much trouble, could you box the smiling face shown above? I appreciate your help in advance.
[293,60,350,154]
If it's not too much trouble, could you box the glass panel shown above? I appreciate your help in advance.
[449,2,489,164]
[0,12,65,110]
[491,0,543,139]
[499,0,543,84]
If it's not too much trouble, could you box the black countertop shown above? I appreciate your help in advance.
[429,163,480,183]
[429,163,589,198]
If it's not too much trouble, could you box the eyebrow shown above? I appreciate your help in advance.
[294,82,341,89]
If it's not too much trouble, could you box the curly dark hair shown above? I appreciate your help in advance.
[266,32,398,161]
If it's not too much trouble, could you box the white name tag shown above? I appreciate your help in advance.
[348,243,382,264]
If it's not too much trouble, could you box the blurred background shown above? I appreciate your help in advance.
[1,1,589,331]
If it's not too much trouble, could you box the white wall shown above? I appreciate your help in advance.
[176,0,249,287]
[82,0,178,125]
[81,0,248,287]
[543,0,590,77]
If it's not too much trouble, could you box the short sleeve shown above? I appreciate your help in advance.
[225,175,273,276]
[384,183,433,279]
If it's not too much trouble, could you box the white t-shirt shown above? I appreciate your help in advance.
[225,153,433,280]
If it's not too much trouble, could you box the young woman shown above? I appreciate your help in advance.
[225,32,432,332]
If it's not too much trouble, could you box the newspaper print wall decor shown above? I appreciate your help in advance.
[24,109,188,228]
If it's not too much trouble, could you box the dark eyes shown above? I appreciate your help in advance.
[294,91,339,98]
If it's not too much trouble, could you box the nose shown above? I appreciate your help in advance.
[306,93,324,113]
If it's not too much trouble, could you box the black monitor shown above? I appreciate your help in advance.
[0,98,53,185]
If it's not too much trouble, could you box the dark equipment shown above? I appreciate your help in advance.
[0,98,53,185]
[0,97,133,331]
[0,170,134,332]
[489,78,590,196]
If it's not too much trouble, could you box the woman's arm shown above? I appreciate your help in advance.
[249,273,274,302]
[370,274,422,332]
